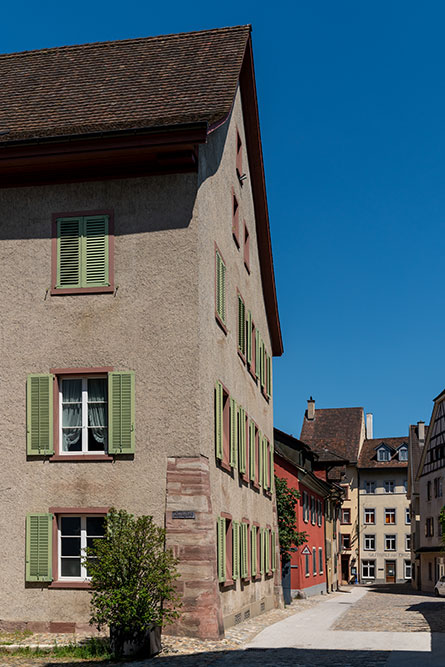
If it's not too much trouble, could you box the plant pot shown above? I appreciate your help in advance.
[109,624,162,659]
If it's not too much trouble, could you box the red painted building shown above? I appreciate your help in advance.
[274,428,342,598]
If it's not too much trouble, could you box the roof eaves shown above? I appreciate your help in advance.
[239,36,282,356]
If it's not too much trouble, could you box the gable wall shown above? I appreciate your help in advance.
[0,170,203,623]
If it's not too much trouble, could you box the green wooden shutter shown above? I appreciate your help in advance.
[260,529,264,575]
[251,526,257,577]
[238,406,246,473]
[215,382,224,460]
[260,339,265,390]
[249,420,256,481]
[270,440,275,493]
[255,330,260,380]
[266,353,272,398]
[266,529,270,573]
[216,252,222,320]
[84,215,109,287]
[216,252,226,325]
[232,521,240,580]
[272,530,277,572]
[57,217,82,288]
[217,517,226,583]
[237,295,246,356]
[240,523,248,579]
[108,371,135,454]
[229,398,238,469]
[26,513,53,582]
[246,311,252,366]
[27,374,54,456]
[258,431,263,487]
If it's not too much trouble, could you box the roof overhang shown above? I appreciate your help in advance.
[0,122,208,187]
[238,36,282,355]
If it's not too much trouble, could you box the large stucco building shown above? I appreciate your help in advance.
[357,437,411,584]
[0,26,283,639]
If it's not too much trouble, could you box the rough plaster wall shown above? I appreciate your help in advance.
[0,173,202,622]
[195,88,277,616]
[419,469,444,581]
[359,469,409,580]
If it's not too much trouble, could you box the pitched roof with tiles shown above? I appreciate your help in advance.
[300,407,364,462]
[358,437,408,469]
[0,25,251,143]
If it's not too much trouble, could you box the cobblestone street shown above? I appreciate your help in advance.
[332,584,445,633]
[1,586,445,666]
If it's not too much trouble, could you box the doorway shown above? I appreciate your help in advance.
[341,555,350,584]
[385,560,396,583]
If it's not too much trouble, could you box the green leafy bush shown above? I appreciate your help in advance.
[275,475,308,563]
[85,508,181,655]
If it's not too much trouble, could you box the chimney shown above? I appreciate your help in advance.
[366,413,373,439]
[307,397,315,420]
[418,421,425,443]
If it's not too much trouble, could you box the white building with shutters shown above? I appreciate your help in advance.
[0,26,283,639]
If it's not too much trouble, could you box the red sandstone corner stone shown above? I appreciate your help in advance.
[49,621,76,633]
[179,545,215,559]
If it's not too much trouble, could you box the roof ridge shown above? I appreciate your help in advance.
[314,407,364,411]
[0,25,251,60]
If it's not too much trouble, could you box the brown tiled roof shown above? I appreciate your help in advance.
[311,442,350,463]
[300,408,364,462]
[0,25,250,143]
[358,437,408,469]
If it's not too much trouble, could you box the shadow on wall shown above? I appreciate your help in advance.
[38,645,445,666]
[0,114,230,241]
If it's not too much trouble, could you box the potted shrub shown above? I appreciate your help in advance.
[85,508,181,659]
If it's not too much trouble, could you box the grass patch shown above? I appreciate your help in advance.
[0,637,112,660]
[0,629,33,645]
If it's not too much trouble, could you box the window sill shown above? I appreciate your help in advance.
[244,261,250,274]
[49,581,92,589]
[220,578,235,588]
[248,367,258,383]
[50,454,113,462]
[215,313,228,335]
[51,286,114,296]
[218,459,232,473]
[238,349,246,365]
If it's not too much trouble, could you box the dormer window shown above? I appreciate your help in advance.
[398,446,408,461]
[377,446,391,462]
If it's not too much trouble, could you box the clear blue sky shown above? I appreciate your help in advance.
[4,1,444,438]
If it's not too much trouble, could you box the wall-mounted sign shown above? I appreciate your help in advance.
[172,511,195,519]
[301,546,311,555]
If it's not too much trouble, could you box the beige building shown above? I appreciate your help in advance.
[357,438,411,584]
[415,392,445,593]
[0,26,283,639]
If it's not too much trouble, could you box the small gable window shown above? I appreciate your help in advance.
[398,446,408,461]
[377,446,390,462]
